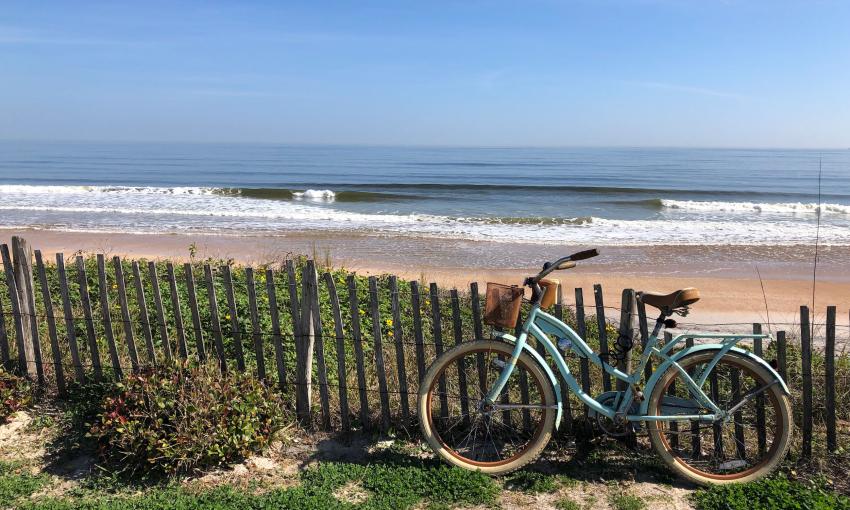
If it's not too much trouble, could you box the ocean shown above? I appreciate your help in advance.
[1,141,848,246]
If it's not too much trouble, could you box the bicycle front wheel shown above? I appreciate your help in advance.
[418,340,556,475]
[647,351,792,485]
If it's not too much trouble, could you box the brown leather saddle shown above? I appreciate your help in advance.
[637,287,700,315]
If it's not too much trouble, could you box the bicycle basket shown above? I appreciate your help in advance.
[484,282,524,329]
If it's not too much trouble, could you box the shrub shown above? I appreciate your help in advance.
[692,476,850,510]
[89,363,287,476]
[0,368,32,421]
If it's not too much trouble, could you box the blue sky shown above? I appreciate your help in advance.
[1,1,848,147]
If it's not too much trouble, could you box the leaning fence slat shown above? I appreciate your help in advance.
[265,269,285,388]
[56,253,86,383]
[368,276,392,431]
[132,262,156,365]
[221,265,244,371]
[593,284,611,392]
[389,276,410,424]
[12,237,43,383]
[245,268,266,381]
[470,282,488,396]
[184,263,205,362]
[730,365,746,459]
[450,289,471,425]
[800,306,813,458]
[574,288,591,413]
[347,275,370,428]
[752,323,766,455]
[204,265,226,372]
[553,285,573,434]
[686,337,700,459]
[148,262,172,363]
[0,291,9,370]
[306,262,331,430]
[114,257,139,372]
[410,281,426,384]
[34,250,66,395]
[1,244,28,376]
[429,283,449,420]
[616,289,635,392]
[293,262,312,424]
[96,255,123,379]
[75,256,102,380]
[514,309,531,431]
[166,263,188,359]
[825,306,837,453]
[665,331,679,449]
[323,272,350,431]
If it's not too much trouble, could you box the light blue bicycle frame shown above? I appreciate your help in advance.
[483,302,789,430]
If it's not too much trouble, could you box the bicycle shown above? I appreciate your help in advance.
[417,249,792,486]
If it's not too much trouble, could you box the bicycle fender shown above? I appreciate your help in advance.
[494,332,564,430]
[639,344,790,416]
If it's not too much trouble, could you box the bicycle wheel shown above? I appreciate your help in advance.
[647,351,792,485]
[418,340,556,474]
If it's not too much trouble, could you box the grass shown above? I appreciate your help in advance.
[692,476,850,510]
[17,460,499,510]
[609,492,646,510]
[0,461,51,504]
[503,470,559,493]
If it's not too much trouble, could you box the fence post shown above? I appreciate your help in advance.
[114,257,139,372]
[323,272,350,431]
[753,323,766,455]
[306,262,331,430]
[292,261,313,424]
[574,288,591,414]
[0,291,9,371]
[369,276,391,431]
[410,281,426,384]
[389,276,410,424]
[11,237,43,383]
[825,306,836,453]
[76,256,103,381]
[347,275,370,428]
[616,289,635,392]
[148,262,173,363]
[97,255,123,380]
[34,250,65,395]
[245,268,266,381]
[800,306,812,459]
[593,284,611,392]
[430,283,449,421]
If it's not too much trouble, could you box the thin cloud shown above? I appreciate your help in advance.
[0,26,147,46]
[631,80,746,99]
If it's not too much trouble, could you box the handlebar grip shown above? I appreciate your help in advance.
[570,248,599,261]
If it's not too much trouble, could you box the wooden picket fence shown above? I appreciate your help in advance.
[0,236,846,461]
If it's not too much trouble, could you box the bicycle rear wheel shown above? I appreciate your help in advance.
[418,340,556,474]
[647,351,792,485]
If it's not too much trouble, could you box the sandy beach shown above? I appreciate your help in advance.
[4,228,847,337]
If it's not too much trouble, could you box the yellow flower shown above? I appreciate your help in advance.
[359,309,365,315]
[112,284,118,289]
[387,331,394,337]
[385,319,393,327]
[224,314,231,320]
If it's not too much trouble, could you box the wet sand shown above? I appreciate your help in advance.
[2,229,848,336]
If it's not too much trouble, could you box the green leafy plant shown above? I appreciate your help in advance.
[692,476,850,510]
[89,363,288,476]
[0,368,32,421]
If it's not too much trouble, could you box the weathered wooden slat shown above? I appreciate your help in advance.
[204,265,226,372]
[825,306,837,453]
[347,275,370,427]
[75,256,102,380]
[574,288,591,414]
[56,253,86,383]
[450,289,471,425]
[593,284,611,392]
[514,309,531,431]
[148,262,172,363]
[553,285,573,434]
[306,262,331,430]
[800,306,812,458]
[12,237,43,383]
[665,331,679,449]
[0,290,10,370]
[96,254,123,379]
[368,276,392,430]
[636,298,652,381]
[289,261,311,422]
[1,244,28,376]
[389,276,410,424]
[616,289,635,392]
[429,283,448,420]
[132,262,156,365]
[686,337,700,459]
[730,366,746,459]
[752,323,766,455]
[221,265,244,371]
[184,263,205,362]
[166,262,188,359]
[34,250,65,395]
[470,282,487,396]
[709,367,722,458]
[245,268,266,381]
[265,269,285,387]
[323,272,350,431]
[113,257,139,372]
[776,330,787,381]
[410,281,427,384]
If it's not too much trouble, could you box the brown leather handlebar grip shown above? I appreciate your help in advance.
[570,249,599,261]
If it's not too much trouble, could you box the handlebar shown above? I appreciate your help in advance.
[525,248,599,305]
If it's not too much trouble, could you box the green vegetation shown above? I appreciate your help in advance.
[89,363,287,476]
[0,461,50,504]
[0,368,31,421]
[504,469,559,493]
[18,460,498,510]
[609,492,646,510]
[692,476,850,510]
[555,498,582,510]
